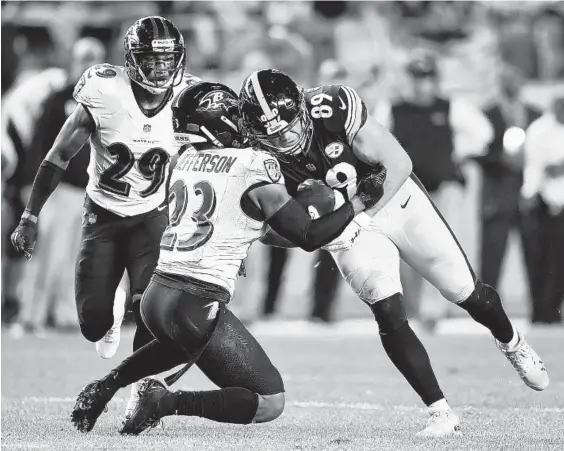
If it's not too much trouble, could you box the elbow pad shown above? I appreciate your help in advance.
[266,198,355,252]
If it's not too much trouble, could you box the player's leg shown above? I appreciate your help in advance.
[120,277,284,434]
[311,250,339,322]
[261,247,289,317]
[120,209,168,414]
[332,230,459,437]
[71,277,192,433]
[75,204,126,344]
[396,177,548,390]
[125,209,169,351]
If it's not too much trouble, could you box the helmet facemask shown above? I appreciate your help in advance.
[245,96,313,159]
[126,50,185,95]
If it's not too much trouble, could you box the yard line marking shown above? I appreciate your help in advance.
[11,397,564,413]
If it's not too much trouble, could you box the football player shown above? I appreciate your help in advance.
[70,81,382,435]
[238,69,549,437]
[10,17,196,361]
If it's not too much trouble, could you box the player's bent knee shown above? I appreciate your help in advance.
[346,270,389,305]
[458,279,500,310]
[79,315,113,342]
[368,293,407,335]
[254,392,285,423]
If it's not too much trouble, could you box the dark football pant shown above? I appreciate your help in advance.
[75,196,168,342]
[141,273,284,395]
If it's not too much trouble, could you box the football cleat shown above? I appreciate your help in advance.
[71,379,117,433]
[415,409,462,438]
[120,378,172,436]
[96,287,127,359]
[494,329,549,391]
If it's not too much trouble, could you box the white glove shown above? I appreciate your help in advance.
[321,212,371,253]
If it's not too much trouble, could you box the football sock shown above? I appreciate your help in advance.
[105,339,187,389]
[496,326,519,351]
[458,282,514,344]
[170,387,259,424]
[380,322,444,406]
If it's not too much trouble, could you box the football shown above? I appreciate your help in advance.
[295,179,336,219]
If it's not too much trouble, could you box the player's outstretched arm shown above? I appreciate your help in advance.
[247,183,366,252]
[10,104,94,259]
[352,114,413,217]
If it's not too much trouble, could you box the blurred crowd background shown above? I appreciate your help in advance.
[2,1,564,337]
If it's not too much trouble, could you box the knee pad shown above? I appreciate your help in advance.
[369,293,407,335]
[460,280,500,310]
[79,311,113,342]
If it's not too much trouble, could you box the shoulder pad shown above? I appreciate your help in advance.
[305,85,367,145]
[73,64,122,110]
[245,150,285,186]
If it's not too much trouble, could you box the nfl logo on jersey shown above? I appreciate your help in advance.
[143,124,151,133]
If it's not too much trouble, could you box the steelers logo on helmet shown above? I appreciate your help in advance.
[325,142,344,159]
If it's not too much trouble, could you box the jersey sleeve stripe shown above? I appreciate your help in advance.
[343,86,364,144]
[342,86,356,135]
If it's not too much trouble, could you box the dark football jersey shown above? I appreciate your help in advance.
[278,84,382,196]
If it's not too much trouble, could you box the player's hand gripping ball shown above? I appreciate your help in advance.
[296,179,337,219]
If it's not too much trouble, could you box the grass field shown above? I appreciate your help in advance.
[2,321,563,451]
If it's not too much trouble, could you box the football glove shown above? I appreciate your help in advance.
[11,214,38,260]
[356,169,387,210]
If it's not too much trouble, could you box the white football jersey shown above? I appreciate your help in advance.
[73,64,199,217]
[157,147,284,296]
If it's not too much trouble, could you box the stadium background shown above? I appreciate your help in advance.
[3,0,564,325]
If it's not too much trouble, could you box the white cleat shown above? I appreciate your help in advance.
[96,287,127,359]
[124,380,144,419]
[415,409,462,438]
[494,329,549,391]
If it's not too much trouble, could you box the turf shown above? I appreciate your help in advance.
[2,325,563,451]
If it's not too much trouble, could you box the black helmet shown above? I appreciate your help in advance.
[124,16,186,94]
[239,69,313,158]
[172,81,242,149]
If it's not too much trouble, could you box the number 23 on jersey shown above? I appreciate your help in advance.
[160,178,217,252]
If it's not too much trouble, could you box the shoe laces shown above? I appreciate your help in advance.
[507,344,536,374]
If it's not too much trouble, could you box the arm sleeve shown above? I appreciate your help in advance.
[266,197,355,252]
[521,118,546,199]
[450,98,494,160]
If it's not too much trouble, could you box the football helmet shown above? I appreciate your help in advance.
[172,81,242,149]
[124,16,185,94]
[239,69,313,158]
